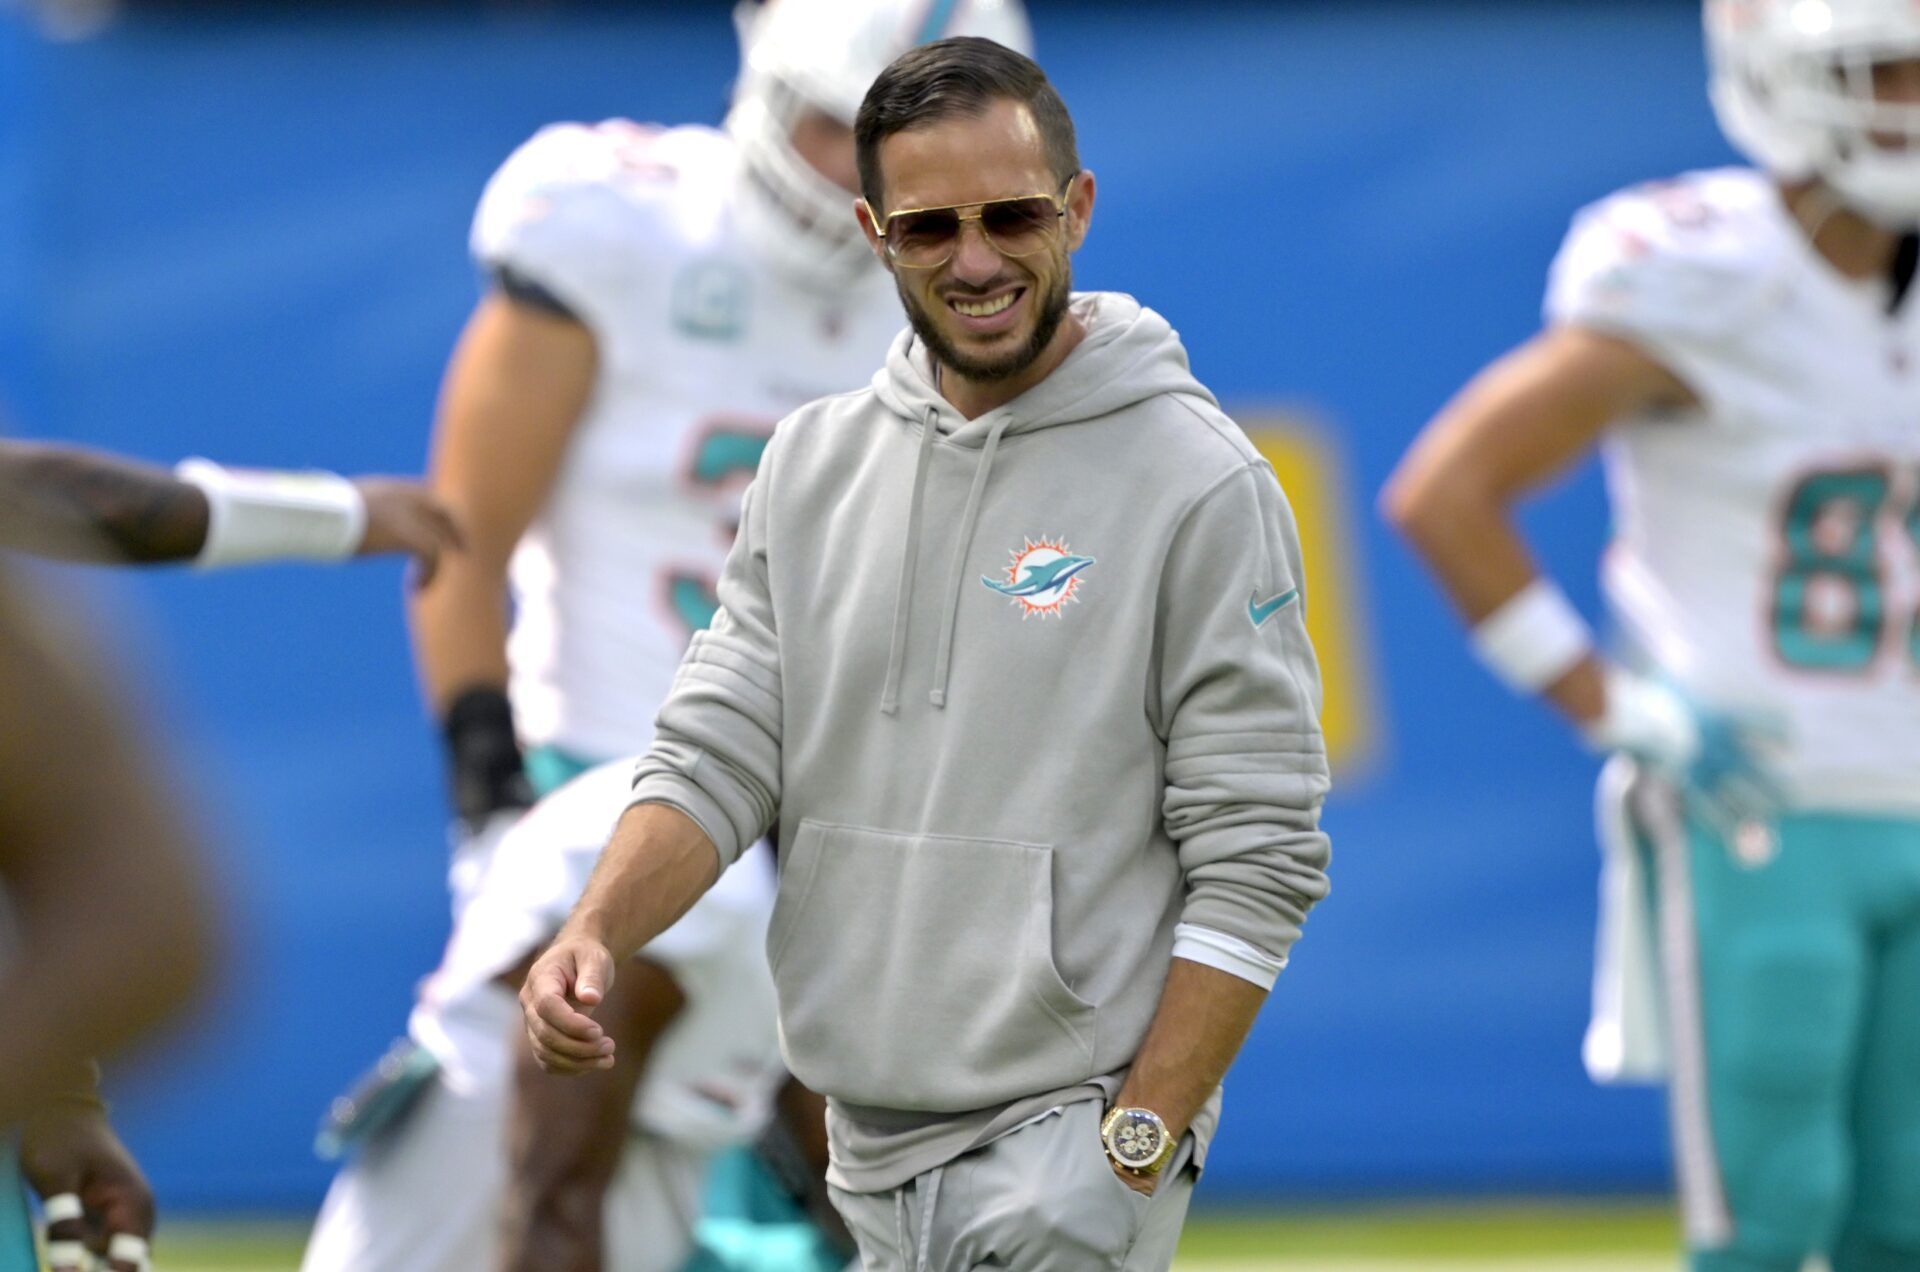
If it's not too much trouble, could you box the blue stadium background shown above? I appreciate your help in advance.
[0,0,1736,1214]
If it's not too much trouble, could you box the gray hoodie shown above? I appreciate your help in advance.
[632,291,1331,1189]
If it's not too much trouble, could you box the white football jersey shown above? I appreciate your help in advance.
[471,120,904,760]
[1548,167,1920,816]
[410,761,784,1151]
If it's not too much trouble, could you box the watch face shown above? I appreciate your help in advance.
[1106,1109,1165,1168]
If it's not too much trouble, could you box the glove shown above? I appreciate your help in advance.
[1581,666,1787,854]
[442,685,534,831]
[441,685,535,918]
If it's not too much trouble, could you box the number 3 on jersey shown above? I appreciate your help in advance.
[1770,465,1920,673]
[667,418,775,636]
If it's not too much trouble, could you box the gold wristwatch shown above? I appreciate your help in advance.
[1101,1105,1174,1176]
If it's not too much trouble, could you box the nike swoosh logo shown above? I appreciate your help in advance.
[1247,588,1298,628]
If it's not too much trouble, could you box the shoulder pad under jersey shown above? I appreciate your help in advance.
[1545,168,1786,352]
[469,121,732,324]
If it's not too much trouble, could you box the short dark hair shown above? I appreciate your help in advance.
[855,36,1079,213]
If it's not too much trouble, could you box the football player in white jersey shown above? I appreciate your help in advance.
[1385,3,1920,1269]
[366,2,1032,1267]
[410,0,1028,860]
[301,760,799,1272]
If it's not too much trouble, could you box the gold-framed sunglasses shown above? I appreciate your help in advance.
[866,175,1078,270]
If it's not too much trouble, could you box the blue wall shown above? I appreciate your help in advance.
[5,1,1736,1211]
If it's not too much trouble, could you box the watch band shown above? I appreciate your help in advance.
[1101,1105,1175,1176]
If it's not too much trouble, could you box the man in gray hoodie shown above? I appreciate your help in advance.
[522,36,1331,1271]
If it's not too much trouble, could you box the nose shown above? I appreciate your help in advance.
[948,219,1005,284]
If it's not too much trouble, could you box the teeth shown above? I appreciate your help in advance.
[953,292,1017,318]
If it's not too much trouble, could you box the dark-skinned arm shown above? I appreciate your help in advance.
[498,953,686,1272]
[0,440,210,562]
[0,571,217,1124]
[753,1077,856,1254]
[19,1090,155,1272]
[0,439,460,575]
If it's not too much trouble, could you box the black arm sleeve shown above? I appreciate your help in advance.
[442,685,536,827]
[490,265,582,323]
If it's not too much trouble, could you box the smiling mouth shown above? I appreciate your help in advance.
[948,287,1024,319]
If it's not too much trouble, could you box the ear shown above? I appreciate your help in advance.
[1064,170,1096,252]
[854,198,891,267]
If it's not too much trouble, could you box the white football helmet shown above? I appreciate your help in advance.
[1708,0,1920,225]
[727,0,1034,289]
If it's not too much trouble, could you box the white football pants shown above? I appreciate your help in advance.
[300,1075,707,1272]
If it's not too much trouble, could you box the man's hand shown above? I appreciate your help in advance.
[352,479,463,585]
[19,1108,154,1272]
[1107,1157,1156,1196]
[519,936,619,1074]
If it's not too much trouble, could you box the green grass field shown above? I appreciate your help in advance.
[144,1200,1680,1270]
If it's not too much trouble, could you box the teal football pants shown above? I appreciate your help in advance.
[523,745,599,801]
[0,1139,36,1272]
[1653,810,1920,1272]
[683,1146,849,1272]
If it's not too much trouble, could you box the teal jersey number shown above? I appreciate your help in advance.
[668,574,723,635]
[1771,468,1889,671]
[1910,494,1920,669]
[667,418,774,637]
[1769,465,1920,673]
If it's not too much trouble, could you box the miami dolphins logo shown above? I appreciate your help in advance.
[982,536,1094,618]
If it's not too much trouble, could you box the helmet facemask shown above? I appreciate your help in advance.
[728,73,876,291]
[722,0,1035,290]
[1711,0,1920,226]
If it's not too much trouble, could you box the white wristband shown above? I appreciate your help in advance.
[175,458,367,569]
[108,1232,152,1268]
[1470,578,1594,694]
[41,1192,84,1224]
[43,1240,89,1270]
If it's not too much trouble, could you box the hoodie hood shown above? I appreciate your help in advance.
[871,291,1219,444]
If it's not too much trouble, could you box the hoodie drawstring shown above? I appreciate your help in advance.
[879,407,939,715]
[929,413,1010,708]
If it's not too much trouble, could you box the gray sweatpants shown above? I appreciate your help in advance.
[828,1101,1197,1272]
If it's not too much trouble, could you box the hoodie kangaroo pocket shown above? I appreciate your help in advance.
[767,819,1098,1112]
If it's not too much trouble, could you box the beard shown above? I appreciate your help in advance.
[898,257,1073,383]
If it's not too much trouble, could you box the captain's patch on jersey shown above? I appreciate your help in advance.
[671,258,750,340]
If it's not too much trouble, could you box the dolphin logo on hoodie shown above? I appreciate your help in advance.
[982,538,1094,617]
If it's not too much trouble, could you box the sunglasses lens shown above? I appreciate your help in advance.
[888,209,961,266]
[979,197,1061,256]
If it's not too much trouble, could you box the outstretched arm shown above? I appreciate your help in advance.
[0,439,460,575]
[0,441,209,562]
